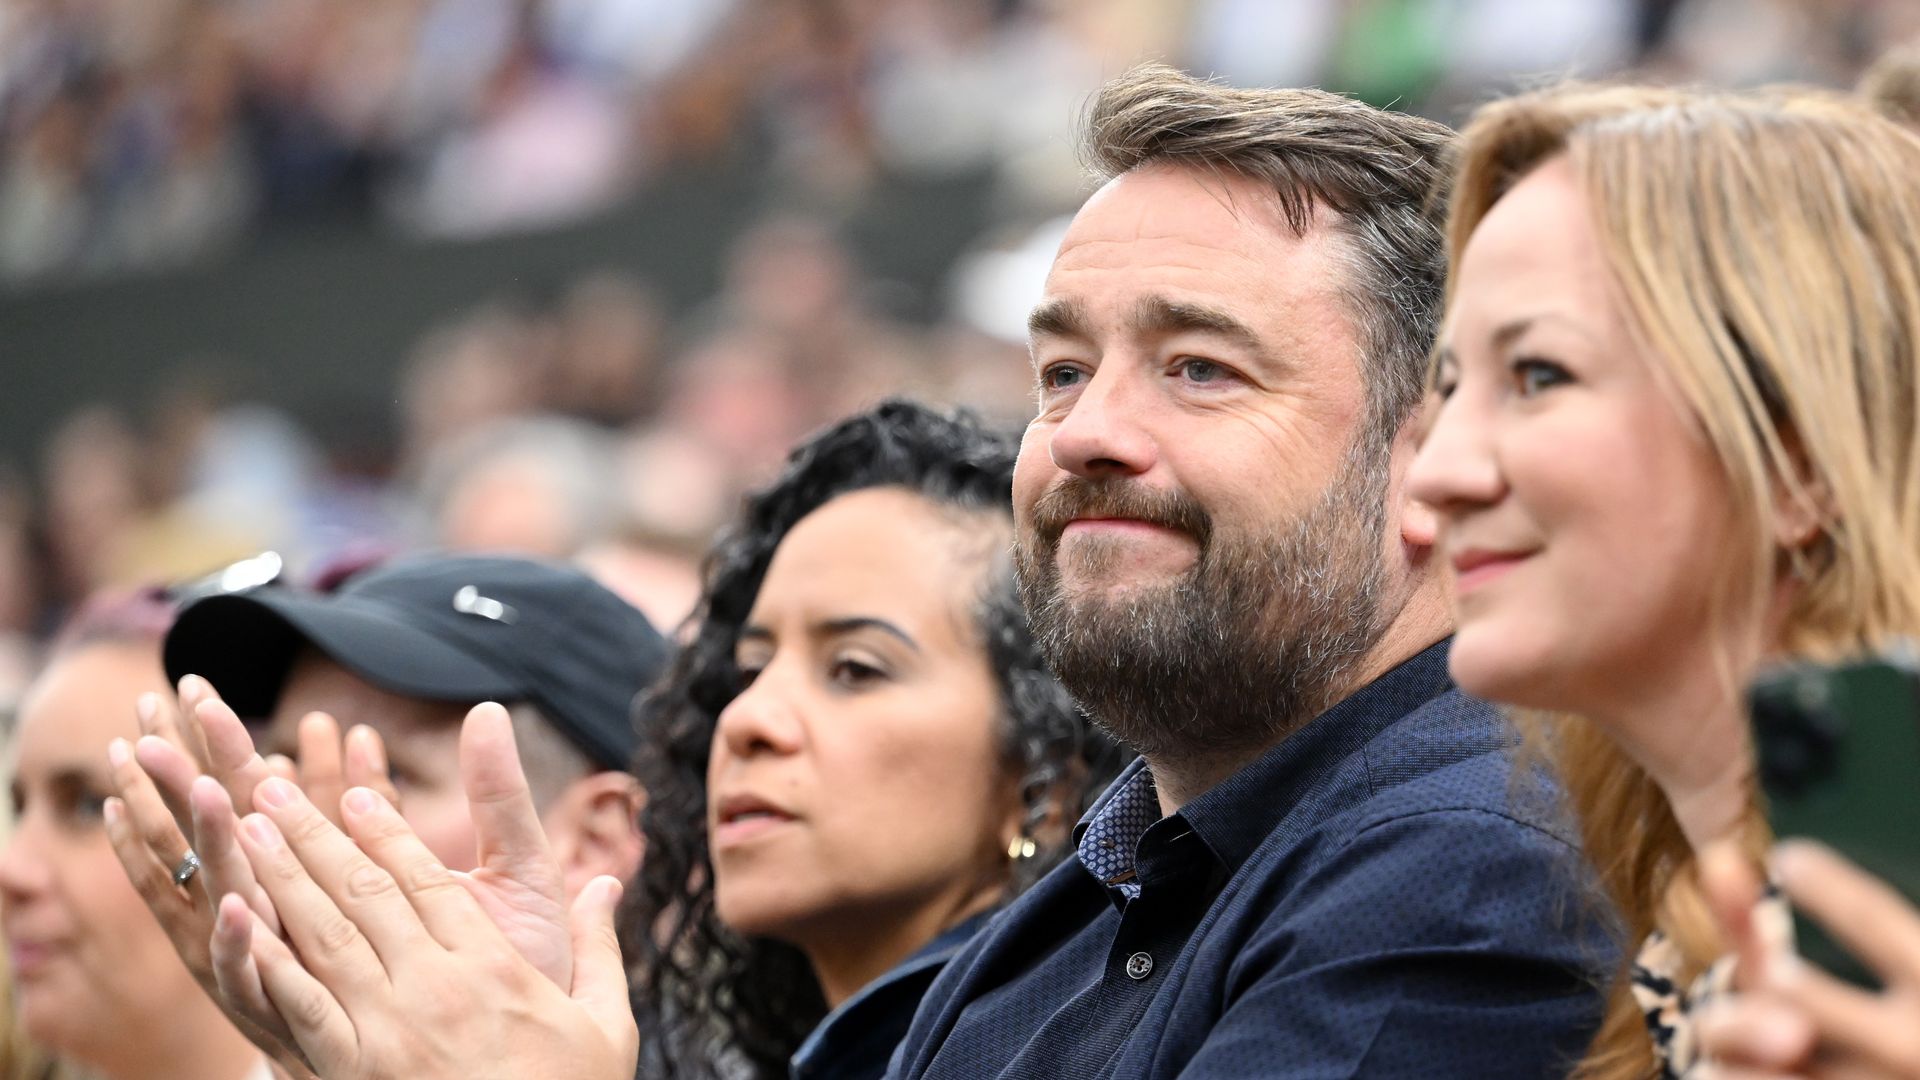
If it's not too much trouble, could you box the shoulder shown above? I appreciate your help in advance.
[1344,685,1579,849]
[1224,690,1602,957]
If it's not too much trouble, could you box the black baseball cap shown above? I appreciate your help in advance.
[163,553,670,771]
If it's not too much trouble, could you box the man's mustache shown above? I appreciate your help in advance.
[1028,476,1213,550]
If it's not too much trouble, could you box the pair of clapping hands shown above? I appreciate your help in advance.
[99,675,638,1080]
[1698,840,1920,1078]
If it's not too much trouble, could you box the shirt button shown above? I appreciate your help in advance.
[1125,951,1154,980]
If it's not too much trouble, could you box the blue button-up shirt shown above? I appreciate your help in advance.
[889,640,1616,1079]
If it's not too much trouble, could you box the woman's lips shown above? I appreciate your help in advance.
[1450,549,1534,594]
[710,812,795,848]
[710,794,798,849]
[7,939,61,978]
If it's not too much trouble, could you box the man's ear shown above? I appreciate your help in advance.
[545,771,645,901]
[1389,412,1440,550]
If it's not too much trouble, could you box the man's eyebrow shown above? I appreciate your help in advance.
[1130,296,1263,353]
[1027,298,1090,340]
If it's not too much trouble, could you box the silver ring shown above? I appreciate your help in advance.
[172,849,202,888]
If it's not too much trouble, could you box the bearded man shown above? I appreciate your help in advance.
[886,65,1616,1079]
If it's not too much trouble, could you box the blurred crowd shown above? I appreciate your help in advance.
[0,210,1048,709]
[0,0,1914,705]
[4,0,1915,283]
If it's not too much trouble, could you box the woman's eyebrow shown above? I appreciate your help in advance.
[816,617,921,653]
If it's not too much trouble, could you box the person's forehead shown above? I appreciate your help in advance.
[747,490,988,641]
[1042,165,1345,329]
[1447,159,1609,345]
[13,644,161,771]
[267,653,468,733]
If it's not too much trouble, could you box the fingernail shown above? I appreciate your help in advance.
[243,815,280,850]
[136,693,158,724]
[255,777,297,809]
[107,738,131,768]
[179,674,203,697]
[102,797,122,827]
[343,788,377,815]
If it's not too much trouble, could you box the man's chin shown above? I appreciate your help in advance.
[1052,573,1181,610]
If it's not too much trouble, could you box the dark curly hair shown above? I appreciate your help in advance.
[626,399,1123,1079]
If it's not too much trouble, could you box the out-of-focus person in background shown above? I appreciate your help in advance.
[629,400,1123,1080]
[0,590,268,1080]
[1409,84,1920,1079]
[414,416,623,560]
[100,552,671,1077]
[150,553,667,889]
[1859,37,1920,129]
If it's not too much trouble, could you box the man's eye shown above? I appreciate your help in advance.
[1513,358,1573,397]
[1041,365,1085,391]
[1175,358,1228,384]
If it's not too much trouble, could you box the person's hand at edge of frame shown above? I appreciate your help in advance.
[1698,840,1920,1078]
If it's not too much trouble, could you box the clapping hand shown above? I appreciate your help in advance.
[209,703,637,1080]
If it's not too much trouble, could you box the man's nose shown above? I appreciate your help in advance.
[1047,366,1157,479]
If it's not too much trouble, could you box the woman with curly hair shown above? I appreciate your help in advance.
[628,398,1123,1080]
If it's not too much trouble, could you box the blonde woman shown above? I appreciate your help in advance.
[1408,85,1920,1079]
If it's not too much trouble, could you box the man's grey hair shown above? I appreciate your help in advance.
[1082,64,1455,441]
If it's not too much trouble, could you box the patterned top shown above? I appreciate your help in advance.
[1073,765,1160,902]
[1630,888,1791,1079]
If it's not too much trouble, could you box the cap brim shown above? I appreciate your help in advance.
[165,591,525,721]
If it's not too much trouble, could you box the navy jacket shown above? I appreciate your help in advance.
[889,641,1616,1079]
[791,913,991,1080]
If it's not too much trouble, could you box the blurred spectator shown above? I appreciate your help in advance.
[0,472,41,716]
[397,301,546,470]
[1861,36,1920,128]
[41,407,148,603]
[545,270,669,427]
[414,413,621,558]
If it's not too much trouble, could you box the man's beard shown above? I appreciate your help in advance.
[1013,438,1393,767]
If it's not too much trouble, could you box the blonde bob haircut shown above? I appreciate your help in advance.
[1445,85,1920,1079]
